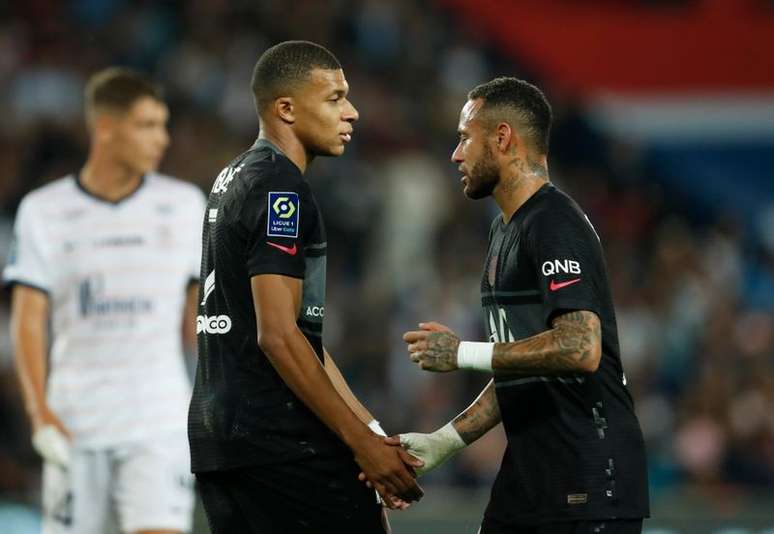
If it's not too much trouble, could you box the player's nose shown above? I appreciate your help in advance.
[451,143,463,163]
[343,100,359,123]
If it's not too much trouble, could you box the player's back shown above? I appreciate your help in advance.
[3,173,206,448]
[189,140,348,473]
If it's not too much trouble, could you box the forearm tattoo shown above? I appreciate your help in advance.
[452,380,501,445]
[491,310,601,375]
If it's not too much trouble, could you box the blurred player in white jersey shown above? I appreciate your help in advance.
[3,67,206,534]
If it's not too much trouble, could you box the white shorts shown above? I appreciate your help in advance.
[42,434,194,534]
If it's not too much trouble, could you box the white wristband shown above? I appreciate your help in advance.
[368,419,387,437]
[456,342,494,372]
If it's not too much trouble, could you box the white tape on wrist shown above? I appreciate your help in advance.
[436,422,467,452]
[456,341,494,372]
[399,422,467,477]
[368,419,387,437]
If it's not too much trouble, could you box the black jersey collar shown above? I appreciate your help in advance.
[251,138,305,175]
[75,172,147,206]
[251,138,283,156]
[508,182,554,224]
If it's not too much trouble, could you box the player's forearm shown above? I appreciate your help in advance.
[259,330,370,449]
[491,311,601,375]
[451,379,501,445]
[398,382,500,476]
[410,312,600,375]
[323,349,374,425]
[181,282,199,353]
[10,313,49,421]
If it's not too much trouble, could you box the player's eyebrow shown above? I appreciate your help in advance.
[328,88,347,98]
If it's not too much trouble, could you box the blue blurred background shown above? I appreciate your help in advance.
[0,1,772,532]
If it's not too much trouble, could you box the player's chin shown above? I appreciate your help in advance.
[464,184,488,200]
[322,143,346,157]
[138,157,161,174]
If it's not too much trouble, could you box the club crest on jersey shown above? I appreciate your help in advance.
[267,192,300,238]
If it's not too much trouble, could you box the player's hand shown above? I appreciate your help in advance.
[403,322,460,372]
[353,433,424,506]
[31,407,72,467]
[393,424,466,477]
[358,438,424,510]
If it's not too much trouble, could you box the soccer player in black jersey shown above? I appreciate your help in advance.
[396,78,649,533]
[188,41,422,533]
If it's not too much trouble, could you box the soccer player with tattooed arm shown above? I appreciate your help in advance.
[392,78,650,534]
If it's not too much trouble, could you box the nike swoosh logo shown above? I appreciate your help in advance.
[549,278,581,291]
[267,242,298,256]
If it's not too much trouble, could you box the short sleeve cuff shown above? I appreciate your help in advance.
[2,277,50,295]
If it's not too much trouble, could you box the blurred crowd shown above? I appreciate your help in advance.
[0,0,772,519]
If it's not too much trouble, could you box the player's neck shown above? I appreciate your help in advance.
[493,174,549,224]
[257,129,309,174]
[80,157,144,203]
[492,150,549,223]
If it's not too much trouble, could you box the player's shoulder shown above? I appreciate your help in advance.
[523,182,587,229]
[17,175,79,212]
[16,174,82,223]
[238,142,305,192]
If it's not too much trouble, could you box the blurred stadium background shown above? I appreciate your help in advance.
[0,1,772,532]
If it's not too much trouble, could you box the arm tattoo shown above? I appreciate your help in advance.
[419,331,460,371]
[452,380,501,445]
[491,310,601,375]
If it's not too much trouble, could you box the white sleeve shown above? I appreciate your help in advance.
[187,188,207,282]
[2,196,52,292]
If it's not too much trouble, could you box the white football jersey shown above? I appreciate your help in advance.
[3,173,206,448]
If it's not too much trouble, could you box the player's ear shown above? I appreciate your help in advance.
[495,122,512,154]
[274,97,296,125]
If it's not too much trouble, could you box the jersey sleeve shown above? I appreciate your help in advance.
[2,196,52,292]
[525,206,603,327]
[242,166,311,279]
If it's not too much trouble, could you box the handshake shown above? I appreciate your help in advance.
[356,321,470,510]
[357,421,467,509]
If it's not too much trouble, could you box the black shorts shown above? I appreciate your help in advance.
[196,456,385,533]
[480,517,643,534]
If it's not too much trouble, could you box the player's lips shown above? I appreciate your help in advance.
[339,131,352,143]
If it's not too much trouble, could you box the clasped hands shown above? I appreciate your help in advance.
[359,321,462,509]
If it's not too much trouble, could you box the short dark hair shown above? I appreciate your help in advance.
[84,67,163,125]
[251,40,341,113]
[468,77,552,154]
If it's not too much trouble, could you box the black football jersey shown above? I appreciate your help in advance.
[188,139,349,473]
[481,183,649,525]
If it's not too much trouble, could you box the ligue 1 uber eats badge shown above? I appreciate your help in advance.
[267,192,300,238]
